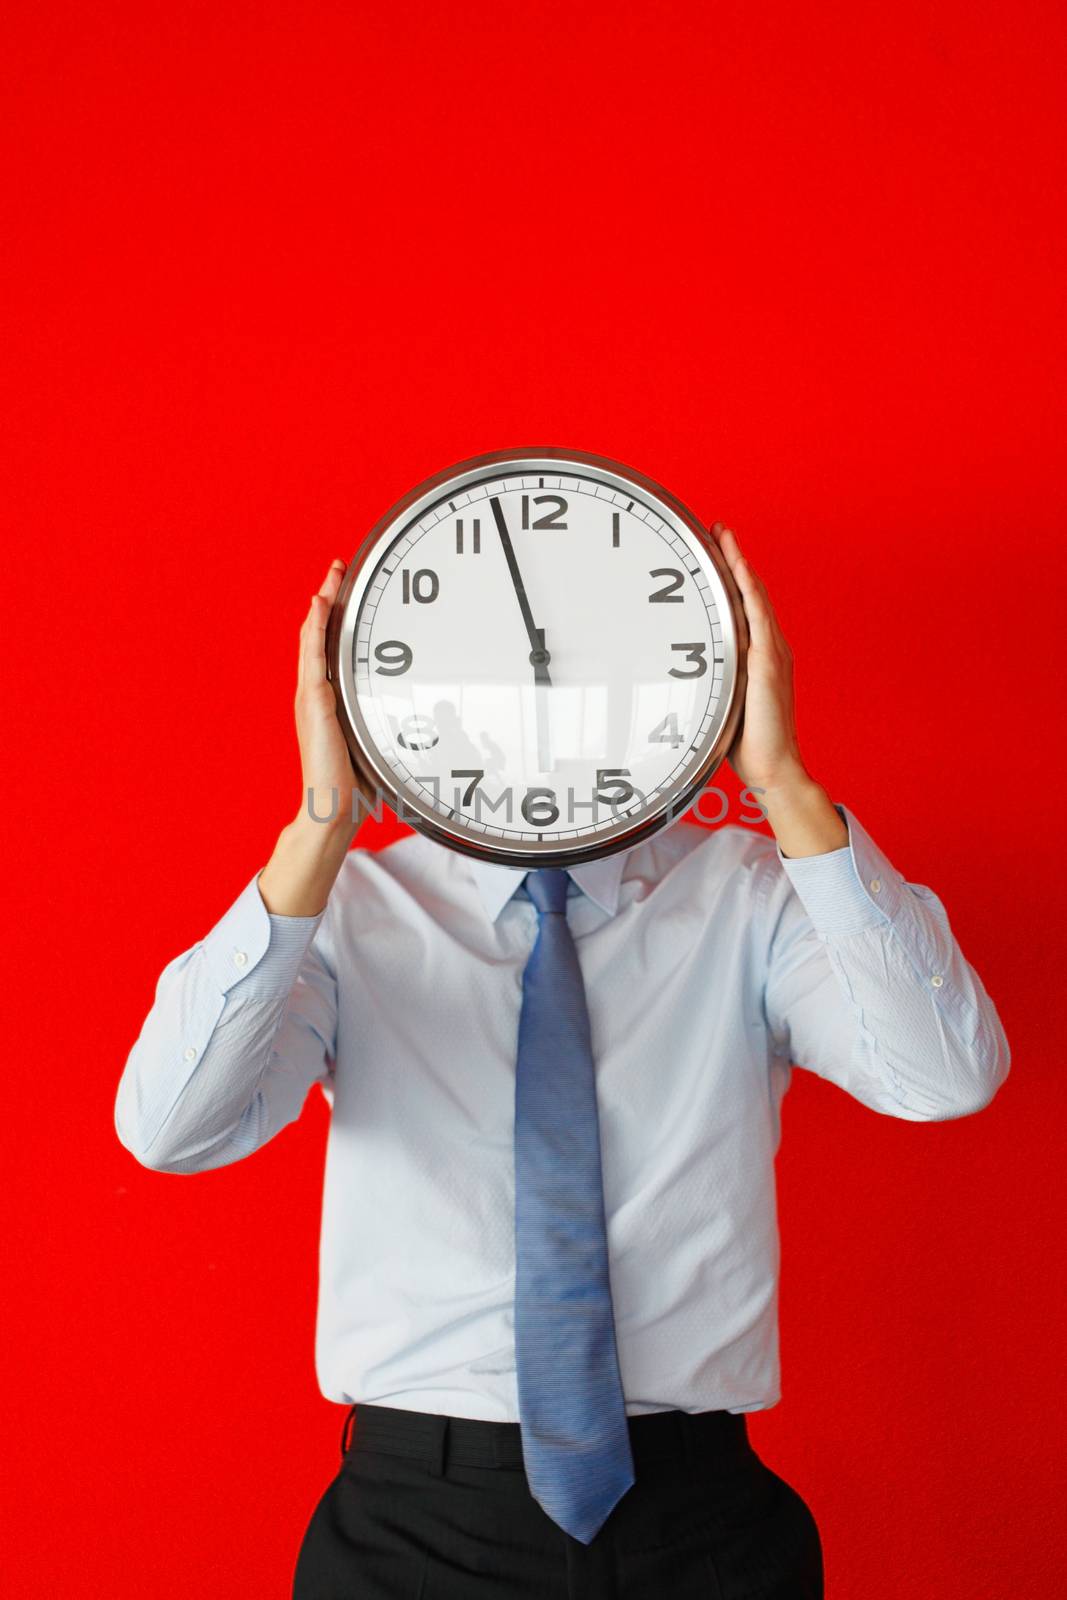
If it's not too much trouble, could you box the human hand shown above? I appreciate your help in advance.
[297,559,363,831]
[711,521,847,856]
[711,522,804,795]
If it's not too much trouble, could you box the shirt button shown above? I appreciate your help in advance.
[234,950,248,968]
[931,974,944,988]
[870,878,882,894]
[183,1046,197,1062]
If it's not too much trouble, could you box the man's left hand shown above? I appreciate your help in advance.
[711,520,848,858]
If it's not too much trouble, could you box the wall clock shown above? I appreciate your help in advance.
[326,446,748,868]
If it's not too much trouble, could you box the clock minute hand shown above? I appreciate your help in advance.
[490,496,552,687]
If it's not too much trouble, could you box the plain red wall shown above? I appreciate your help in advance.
[3,2,1064,1595]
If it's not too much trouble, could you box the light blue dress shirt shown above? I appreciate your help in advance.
[114,806,1010,1420]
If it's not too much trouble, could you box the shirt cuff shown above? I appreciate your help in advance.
[200,871,326,998]
[776,803,902,937]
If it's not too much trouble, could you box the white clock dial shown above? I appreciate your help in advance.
[330,452,746,866]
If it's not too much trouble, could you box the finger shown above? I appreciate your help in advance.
[710,520,740,563]
[297,598,315,694]
[739,559,791,657]
[299,562,345,695]
[715,525,761,617]
[303,592,330,688]
[718,528,791,656]
[716,525,749,582]
[712,525,767,649]
[318,557,346,600]
[732,554,777,653]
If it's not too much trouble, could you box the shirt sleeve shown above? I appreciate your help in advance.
[759,803,1011,1120]
[114,870,338,1173]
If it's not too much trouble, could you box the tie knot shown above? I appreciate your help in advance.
[523,867,570,916]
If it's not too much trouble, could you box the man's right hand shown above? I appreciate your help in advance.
[298,558,365,826]
[258,559,364,916]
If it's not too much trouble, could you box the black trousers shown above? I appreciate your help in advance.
[292,1403,824,1599]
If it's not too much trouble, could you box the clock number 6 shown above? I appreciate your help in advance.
[521,788,560,826]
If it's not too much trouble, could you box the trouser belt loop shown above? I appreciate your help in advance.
[340,1404,357,1460]
[426,1413,450,1478]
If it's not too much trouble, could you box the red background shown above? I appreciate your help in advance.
[3,2,1065,1595]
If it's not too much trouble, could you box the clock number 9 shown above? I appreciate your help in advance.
[373,640,412,675]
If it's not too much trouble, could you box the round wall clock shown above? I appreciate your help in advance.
[325,446,748,868]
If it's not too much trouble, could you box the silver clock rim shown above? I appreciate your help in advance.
[325,445,749,869]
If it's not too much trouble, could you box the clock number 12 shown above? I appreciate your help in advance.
[520,494,568,530]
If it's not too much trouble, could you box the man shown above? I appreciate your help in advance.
[115,522,1010,1599]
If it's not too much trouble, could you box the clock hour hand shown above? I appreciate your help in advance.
[490,496,552,687]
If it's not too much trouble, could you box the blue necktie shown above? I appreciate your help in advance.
[513,867,636,1544]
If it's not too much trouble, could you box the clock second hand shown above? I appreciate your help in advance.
[489,495,554,774]
[533,647,553,775]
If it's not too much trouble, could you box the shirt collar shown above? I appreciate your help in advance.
[467,849,627,923]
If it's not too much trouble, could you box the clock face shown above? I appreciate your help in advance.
[328,449,746,866]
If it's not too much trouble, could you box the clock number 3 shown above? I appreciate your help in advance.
[668,642,707,678]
